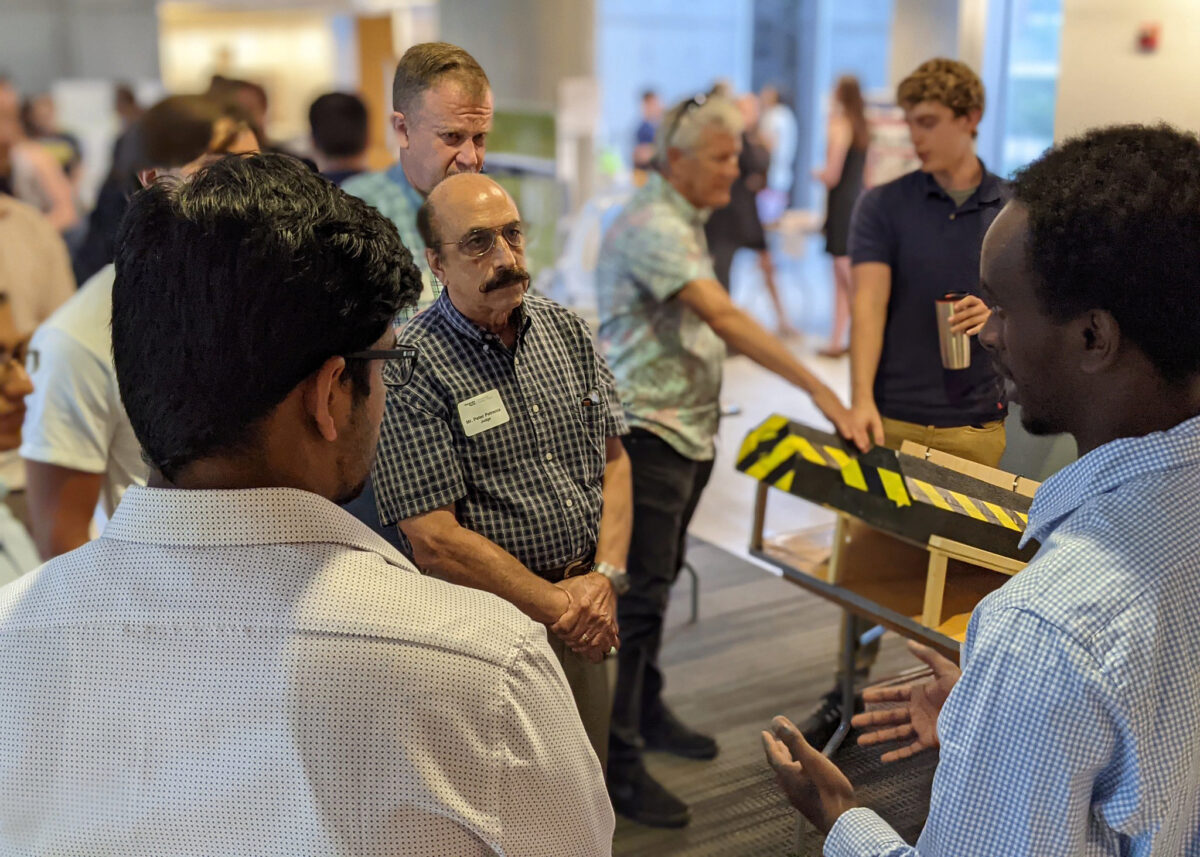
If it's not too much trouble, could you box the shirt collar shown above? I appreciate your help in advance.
[103,485,417,573]
[385,160,426,211]
[431,288,532,351]
[646,171,709,226]
[1022,413,1200,547]
[922,159,1003,206]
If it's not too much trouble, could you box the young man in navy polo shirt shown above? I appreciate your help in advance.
[799,58,1010,748]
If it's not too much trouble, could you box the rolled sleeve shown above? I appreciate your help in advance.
[624,213,713,302]
[371,391,466,527]
[848,187,894,267]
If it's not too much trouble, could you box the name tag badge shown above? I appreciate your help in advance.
[457,388,511,438]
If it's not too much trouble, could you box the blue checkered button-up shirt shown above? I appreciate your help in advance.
[341,163,441,323]
[827,415,1200,856]
[371,291,627,578]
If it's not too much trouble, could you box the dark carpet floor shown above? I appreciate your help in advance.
[612,537,936,856]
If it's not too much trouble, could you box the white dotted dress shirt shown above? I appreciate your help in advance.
[0,486,613,856]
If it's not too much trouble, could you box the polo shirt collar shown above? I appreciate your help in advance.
[432,288,532,351]
[103,485,417,573]
[646,171,709,226]
[385,160,426,210]
[922,158,1003,206]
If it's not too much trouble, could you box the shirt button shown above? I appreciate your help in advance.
[545,452,553,461]
[565,499,574,508]
[532,404,540,413]
[949,213,956,220]
[483,344,490,352]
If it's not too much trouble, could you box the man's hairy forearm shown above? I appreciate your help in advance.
[406,521,568,625]
[595,441,632,568]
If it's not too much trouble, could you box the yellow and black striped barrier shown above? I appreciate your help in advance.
[737,415,1033,547]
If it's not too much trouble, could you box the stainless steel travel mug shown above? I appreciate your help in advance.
[935,291,971,370]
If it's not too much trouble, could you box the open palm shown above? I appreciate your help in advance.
[851,641,961,763]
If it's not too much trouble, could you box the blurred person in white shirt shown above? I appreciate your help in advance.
[21,94,259,559]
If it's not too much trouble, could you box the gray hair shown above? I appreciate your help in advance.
[655,95,744,164]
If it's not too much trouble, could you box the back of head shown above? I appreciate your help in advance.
[141,95,250,169]
[1013,123,1200,385]
[655,94,744,166]
[391,41,489,115]
[897,58,984,118]
[308,92,368,158]
[112,153,422,479]
[835,75,869,149]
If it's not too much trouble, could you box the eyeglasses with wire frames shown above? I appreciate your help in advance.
[441,220,526,258]
[344,345,418,388]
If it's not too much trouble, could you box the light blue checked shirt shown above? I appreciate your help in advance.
[827,415,1200,857]
[341,162,440,323]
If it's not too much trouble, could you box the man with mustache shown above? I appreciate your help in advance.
[369,172,632,768]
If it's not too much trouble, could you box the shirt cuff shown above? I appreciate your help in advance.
[825,807,910,857]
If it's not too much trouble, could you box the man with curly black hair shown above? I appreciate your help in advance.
[0,153,614,854]
[764,123,1200,856]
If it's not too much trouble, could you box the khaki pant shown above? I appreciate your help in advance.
[879,417,1007,468]
[546,633,611,771]
[841,416,1007,679]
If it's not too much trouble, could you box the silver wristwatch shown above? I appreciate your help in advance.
[594,561,631,595]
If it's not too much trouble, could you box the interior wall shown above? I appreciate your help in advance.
[1055,0,1200,140]
[158,5,342,144]
[441,0,596,113]
[0,0,160,95]
[889,0,959,88]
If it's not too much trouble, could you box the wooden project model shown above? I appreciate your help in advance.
[738,415,1041,652]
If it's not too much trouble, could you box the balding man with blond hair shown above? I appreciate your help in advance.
[369,173,633,774]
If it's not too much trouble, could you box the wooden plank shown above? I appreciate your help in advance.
[922,550,948,626]
[899,440,1040,498]
[927,534,1026,575]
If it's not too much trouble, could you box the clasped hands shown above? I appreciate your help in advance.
[762,641,961,833]
[549,572,618,663]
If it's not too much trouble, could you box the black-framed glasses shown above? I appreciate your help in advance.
[345,345,418,388]
[662,94,707,150]
[441,221,525,258]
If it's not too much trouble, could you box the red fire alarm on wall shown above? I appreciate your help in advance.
[1138,22,1161,53]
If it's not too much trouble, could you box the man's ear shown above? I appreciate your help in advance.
[392,111,411,151]
[426,247,445,286]
[305,355,348,442]
[964,108,983,136]
[1078,309,1121,375]
[137,168,158,188]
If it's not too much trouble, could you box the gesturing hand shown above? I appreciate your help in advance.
[550,573,618,663]
[948,295,991,335]
[761,715,857,834]
[851,641,961,763]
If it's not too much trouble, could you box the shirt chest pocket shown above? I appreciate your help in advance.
[539,384,606,485]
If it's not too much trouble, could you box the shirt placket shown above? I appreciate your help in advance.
[509,332,588,566]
